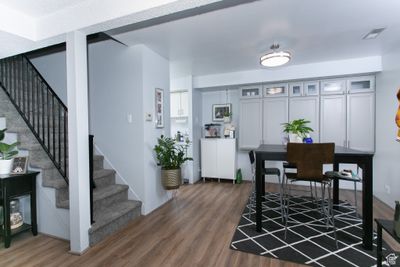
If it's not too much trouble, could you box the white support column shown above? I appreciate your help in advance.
[66,31,91,253]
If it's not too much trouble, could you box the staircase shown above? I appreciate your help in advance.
[0,55,141,246]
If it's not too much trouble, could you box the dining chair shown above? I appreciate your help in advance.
[284,143,338,248]
[248,150,284,221]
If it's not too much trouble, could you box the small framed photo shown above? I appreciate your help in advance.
[212,104,231,122]
[11,156,28,174]
[155,88,164,128]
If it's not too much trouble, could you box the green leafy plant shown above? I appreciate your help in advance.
[154,135,192,170]
[0,128,19,160]
[223,110,232,117]
[282,119,314,138]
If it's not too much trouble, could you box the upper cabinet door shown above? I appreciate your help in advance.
[289,96,320,142]
[180,91,189,117]
[263,97,288,144]
[320,79,346,95]
[170,92,180,117]
[263,83,289,97]
[239,99,262,149]
[304,81,320,96]
[347,75,375,94]
[347,93,375,152]
[240,85,262,99]
[289,82,303,97]
[320,95,347,147]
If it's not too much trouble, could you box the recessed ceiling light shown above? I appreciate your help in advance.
[260,44,291,67]
[363,28,386,40]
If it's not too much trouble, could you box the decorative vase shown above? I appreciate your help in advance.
[395,201,400,238]
[0,158,14,175]
[161,168,181,190]
[289,133,303,143]
[223,116,231,123]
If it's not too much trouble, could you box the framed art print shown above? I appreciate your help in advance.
[155,88,164,128]
[11,156,28,174]
[212,104,231,122]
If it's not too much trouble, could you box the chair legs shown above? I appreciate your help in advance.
[284,179,338,249]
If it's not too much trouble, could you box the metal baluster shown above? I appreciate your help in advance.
[64,110,68,176]
[58,102,62,167]
[52,94,56,160]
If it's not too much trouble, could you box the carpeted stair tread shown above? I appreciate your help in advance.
[43,178,68,189]
[57,184,129,209]
[89,200,142,233]
[93,169,115,180]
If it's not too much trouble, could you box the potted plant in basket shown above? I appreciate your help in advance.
[0,128,19,175]
[154,135,192,190]
[282,119,314,143]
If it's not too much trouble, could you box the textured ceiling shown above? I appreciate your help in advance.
[0,0,85,17]
[109,0,400,77]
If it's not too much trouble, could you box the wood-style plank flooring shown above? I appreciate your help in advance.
[0,181,397,267]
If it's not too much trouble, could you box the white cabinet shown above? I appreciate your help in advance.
[347,75,375,94]
[201,138,236,181]
[289,82,303,97]
[239,99,262,149]
[321,79,346,95]
[289,96,320,142]
[320,95,347,147]
[304,81,320,96]
[263,97,288,144]
[347,93,375,152]
[263,83,289,97]
[240,85,262,99]
[170,91,188,118]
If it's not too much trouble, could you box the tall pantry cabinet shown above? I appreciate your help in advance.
[239,75,375,152]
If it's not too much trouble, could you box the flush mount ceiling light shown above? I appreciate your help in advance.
[260,44,291,67]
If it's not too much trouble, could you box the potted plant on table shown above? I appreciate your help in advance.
[223,110,232,123]
[0,128,19,175]
[282,119,314,143]
[154,135,192,190]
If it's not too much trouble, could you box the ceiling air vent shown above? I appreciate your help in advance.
[362,28,386,40]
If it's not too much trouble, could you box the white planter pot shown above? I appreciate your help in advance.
[223,116,231,123]
[289,133,303,143]
[0,158,14,175]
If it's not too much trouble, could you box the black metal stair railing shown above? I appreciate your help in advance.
[0,55,69,184]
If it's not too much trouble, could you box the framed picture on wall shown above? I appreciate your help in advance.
[11,156,28,174]
[155,88,164,128]
[212,104,231,122]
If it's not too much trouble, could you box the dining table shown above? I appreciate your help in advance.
[254,144,374,250]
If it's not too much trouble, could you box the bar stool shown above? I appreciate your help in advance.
[248,150,284,221]
[325,168,362,218]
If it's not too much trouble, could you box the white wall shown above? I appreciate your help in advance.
[141,45,171,214]
[192,87,202,182]
[29,51,68,105]
[88,40,145,204]
[194,56,382,89]
[375,50,400,208]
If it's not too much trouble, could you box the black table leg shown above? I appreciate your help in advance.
[362,159,373,250]
[333,162,339,207]
[31,176,38,236]
[256,155,263,232]
[377,224,382,267]
[4,198,11,248]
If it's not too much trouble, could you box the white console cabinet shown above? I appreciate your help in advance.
[201,138,236,182]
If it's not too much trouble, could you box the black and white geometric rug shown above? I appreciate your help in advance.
[230,192,398,267]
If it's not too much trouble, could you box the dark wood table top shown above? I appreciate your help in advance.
[255,144,374,156]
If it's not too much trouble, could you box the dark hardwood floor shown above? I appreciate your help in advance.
[0,181,397,267]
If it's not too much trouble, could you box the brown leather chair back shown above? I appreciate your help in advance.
[287,143,335,180]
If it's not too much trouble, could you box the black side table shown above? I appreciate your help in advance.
[375,218,400,267]
[0,171,39,248]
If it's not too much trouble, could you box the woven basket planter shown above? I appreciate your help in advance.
[161,168,181,190]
